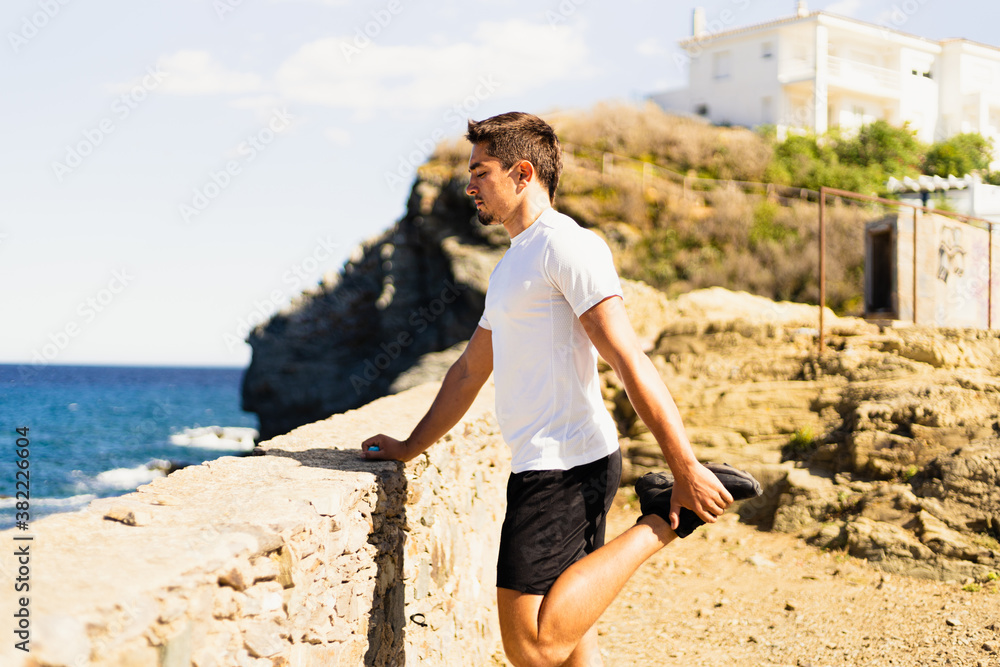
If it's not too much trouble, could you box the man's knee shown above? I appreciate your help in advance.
[497,588,576,667]
[502,638,573,667]
[498,615,570,666]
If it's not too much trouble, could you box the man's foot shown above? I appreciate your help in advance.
[635,463,762,538]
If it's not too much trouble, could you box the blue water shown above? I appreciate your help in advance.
[0,364,258,529]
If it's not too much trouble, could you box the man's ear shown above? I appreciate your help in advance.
[514,160,535,192]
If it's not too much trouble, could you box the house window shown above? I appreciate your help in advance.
[761,41,774,59]
[713,51,732,79]
[695,103,710,117]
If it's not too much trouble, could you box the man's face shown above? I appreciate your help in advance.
[466,143,517,226]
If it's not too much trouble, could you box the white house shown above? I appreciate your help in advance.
[651,1,1000,160]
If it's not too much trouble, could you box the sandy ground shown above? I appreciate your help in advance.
[586,490,1000,667]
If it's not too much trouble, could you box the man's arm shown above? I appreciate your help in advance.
[578,295,733,528]
[361,325,494,462]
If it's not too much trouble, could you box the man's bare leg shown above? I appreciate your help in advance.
[560,626,601,667]
[497,515,675,667]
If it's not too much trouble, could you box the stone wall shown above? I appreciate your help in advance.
[0,382,508,666]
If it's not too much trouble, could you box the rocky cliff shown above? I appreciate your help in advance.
[242,157,508,440]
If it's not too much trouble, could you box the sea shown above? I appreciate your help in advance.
[0,364,258,530]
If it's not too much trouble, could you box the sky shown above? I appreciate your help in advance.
[2,0,998,368]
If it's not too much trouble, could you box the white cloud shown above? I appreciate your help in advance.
[824,0,863,17]
[274,20,590,112]
[324,127,352,146]
[156,50,263,95]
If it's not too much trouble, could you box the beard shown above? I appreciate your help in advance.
[476,207,498,226]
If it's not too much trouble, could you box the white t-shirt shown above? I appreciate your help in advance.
[478,208,623,473]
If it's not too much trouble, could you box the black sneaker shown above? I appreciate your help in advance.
[635,463,762,538]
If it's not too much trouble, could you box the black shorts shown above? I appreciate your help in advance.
[496,449,622,596]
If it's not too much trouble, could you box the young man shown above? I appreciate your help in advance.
[361,112,760,667]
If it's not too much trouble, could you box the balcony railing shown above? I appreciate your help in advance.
[827,55,900,93]
[778,57,814,83]
[779,55,901,95]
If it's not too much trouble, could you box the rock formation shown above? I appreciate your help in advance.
[602,290,1000,583]
[242,159,508,440]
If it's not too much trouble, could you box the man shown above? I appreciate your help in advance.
[361,112,760,667]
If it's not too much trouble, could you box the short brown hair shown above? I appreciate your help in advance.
[466,112,563,202]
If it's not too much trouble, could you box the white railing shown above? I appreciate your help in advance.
[779,55,901,94]
[826,55,900,93]
[778,58,815,83]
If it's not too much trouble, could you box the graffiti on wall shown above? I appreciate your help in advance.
[937,225,967,282]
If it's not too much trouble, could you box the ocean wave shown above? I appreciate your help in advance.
[169,425,257,451]
[71,462,168,493]
[0,493,97,509]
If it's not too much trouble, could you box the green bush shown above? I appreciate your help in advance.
[924,133,994,177]
[834,121,925,174]
[749,200,795,248]
[765,121,927,195]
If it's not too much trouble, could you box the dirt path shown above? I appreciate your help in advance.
[591,490,1000,667]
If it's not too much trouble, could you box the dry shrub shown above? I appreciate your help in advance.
[550,102,772,182]
[557,168,651,231]
[620,188,872,313]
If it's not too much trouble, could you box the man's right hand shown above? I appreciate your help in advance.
[358,327,493,464]
[360,434,408,461]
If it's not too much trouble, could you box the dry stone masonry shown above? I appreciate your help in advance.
[0,382,508,666]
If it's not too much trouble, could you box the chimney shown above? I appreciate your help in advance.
[796,1,809,17]
[692,7,707,38]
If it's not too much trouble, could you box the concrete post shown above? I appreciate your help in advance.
[814,24,829,135]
